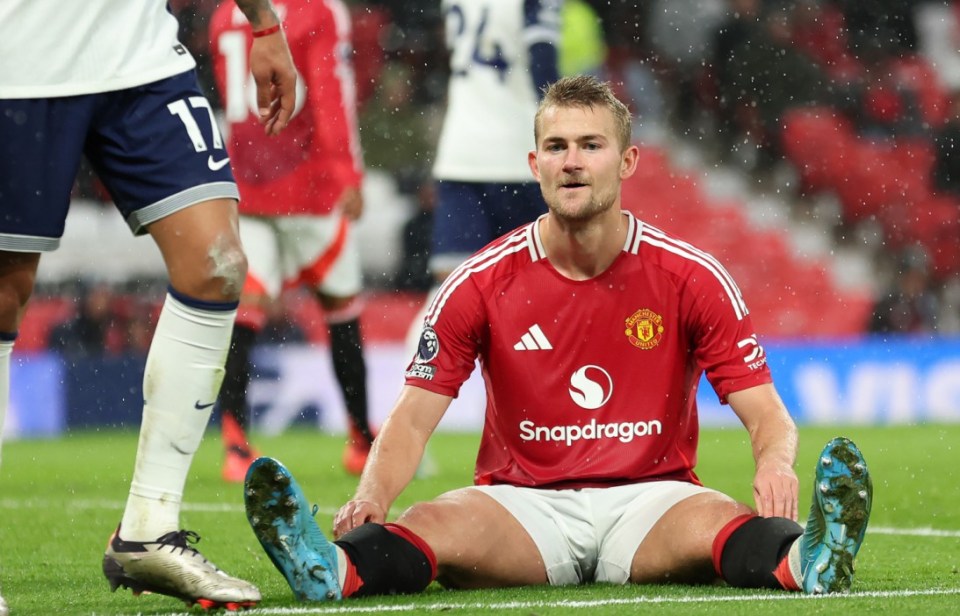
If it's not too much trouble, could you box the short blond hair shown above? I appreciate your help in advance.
[534,75,633,151]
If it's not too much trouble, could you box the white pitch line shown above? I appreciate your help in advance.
[869,526,960,538]
[150,588,960,616]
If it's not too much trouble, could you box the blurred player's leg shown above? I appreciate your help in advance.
[298,213,375,476]
[327,312,374,475]
[219,323,260,482]
[0,251,44,616]
[0,337,11,616]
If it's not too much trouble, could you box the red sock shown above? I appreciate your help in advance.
[773,545,800,591]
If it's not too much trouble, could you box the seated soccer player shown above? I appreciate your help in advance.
[243,75,872,600]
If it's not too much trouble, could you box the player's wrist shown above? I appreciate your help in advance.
[251,23,282,38]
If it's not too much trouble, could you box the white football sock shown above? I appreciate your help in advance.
[120,293,236,541]
[335,545,349,589]
[0,340,12,470]
[784,536,803,587]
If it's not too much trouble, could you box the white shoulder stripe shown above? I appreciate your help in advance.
[622,212,641,254]
[643,226,747,310]
[426,228,532,326]
[530,215,546,260]
[640,228,749,320]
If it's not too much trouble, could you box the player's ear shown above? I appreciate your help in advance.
[620,145,639,180]
[528,150,541,181]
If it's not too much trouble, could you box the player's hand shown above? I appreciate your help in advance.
[333,499,386,538]
[249,31,297,136]
[753,460,799,520]
[337,187,364,221]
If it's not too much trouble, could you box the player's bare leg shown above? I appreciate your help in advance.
[103,199,260,609]
[0,252,39,616]
[396,488,548,589]
[630,492,753,584]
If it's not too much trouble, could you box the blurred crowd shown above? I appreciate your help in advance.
[52,0,960,345]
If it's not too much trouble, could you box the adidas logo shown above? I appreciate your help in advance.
[513,324,553,351]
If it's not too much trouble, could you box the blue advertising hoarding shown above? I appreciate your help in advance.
[696,337,960,426]
[5,337,960,440]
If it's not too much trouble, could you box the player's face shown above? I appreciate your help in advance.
[529,105,636,222]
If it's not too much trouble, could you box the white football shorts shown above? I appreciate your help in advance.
[470,481,719,585]
[239,212,362,299]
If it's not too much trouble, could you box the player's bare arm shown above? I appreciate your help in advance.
[333,386,452,538]
[728,383,799,520]
[234,0,297,135]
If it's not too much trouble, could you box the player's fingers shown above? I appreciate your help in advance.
[260,97,281,133]
[268,97,294,136]
[332,505,354,538]
[754,485,773,517]
[260,74,294,135]
[774,478,798,520]
[773,492,790,518]
[253,76,275,124]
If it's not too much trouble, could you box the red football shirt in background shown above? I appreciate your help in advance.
[209,0,363,216]
[406,212,772,489]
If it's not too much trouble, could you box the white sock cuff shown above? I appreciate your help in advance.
[161,292,238,337]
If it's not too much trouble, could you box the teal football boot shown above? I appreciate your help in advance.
[798,437,873,594]
[244,457,342,601]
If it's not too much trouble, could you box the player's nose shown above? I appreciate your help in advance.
[561,146,585,170]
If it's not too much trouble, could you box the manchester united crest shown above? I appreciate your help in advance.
[625,308,664,350]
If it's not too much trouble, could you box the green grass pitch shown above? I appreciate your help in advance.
[1,424,958,614]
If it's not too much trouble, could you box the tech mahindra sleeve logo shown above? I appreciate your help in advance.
[568,365,613,410]
[738,335,767,370]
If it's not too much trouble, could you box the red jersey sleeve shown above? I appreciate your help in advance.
[404,276,486,397]
[682,261,772,403]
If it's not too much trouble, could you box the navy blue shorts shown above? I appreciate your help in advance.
[0,70,237,252]
[430,180,547,274]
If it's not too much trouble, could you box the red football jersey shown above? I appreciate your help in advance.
[209,0,363,216]
[406,212,773,489]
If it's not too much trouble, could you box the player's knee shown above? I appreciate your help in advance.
[206,235,247,299]
[394,501,454,537]
[714,515,802,588]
